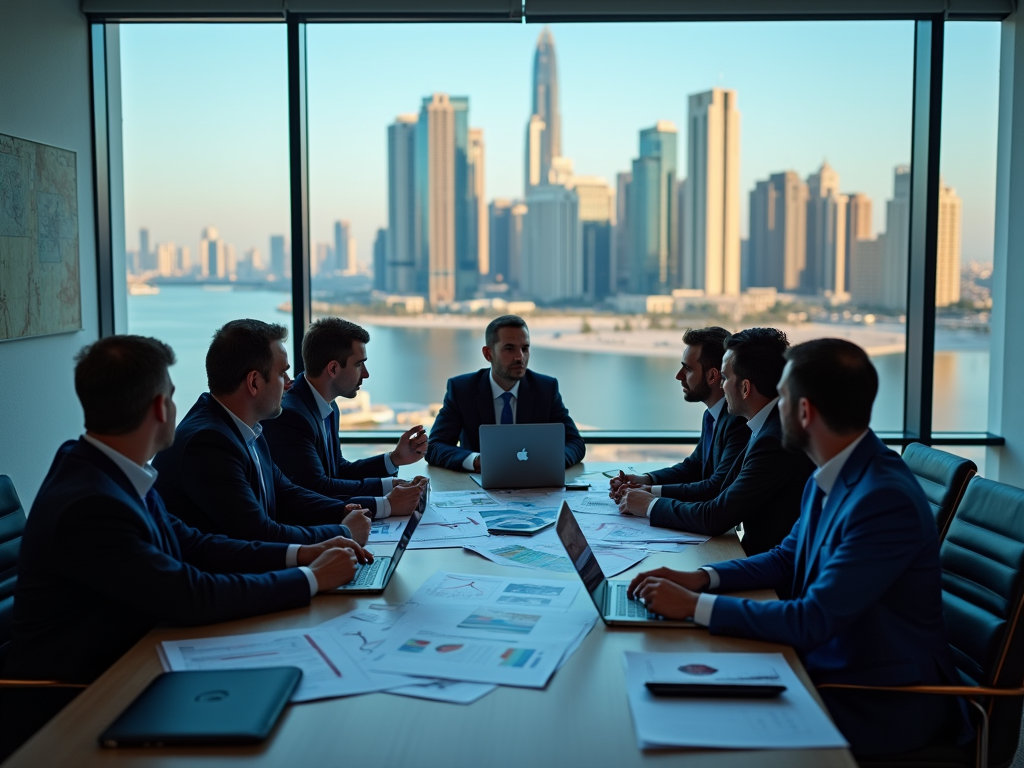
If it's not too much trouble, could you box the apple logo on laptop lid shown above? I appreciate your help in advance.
[517,448,529,461]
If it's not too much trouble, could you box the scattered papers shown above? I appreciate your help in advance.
[369,516,409,543]
[568,494,622,516]
[413,507,488,543]
[160,629,383,702]
[623,652,849,750]
[411,571,580,611]
[429,490,499,509]
[465,540,649,578]
[479,507,557,534]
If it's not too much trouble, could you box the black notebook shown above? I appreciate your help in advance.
[99,667,301,748]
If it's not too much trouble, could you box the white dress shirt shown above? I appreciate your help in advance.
[692,428,871,626]
[83,432,317,597]
[462,372,522,471]
[307,382,394,517]
[650,397,727,499]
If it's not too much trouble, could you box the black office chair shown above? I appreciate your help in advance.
[901,443,977,541]
[820,476,1024,768]
[0,475,85,761]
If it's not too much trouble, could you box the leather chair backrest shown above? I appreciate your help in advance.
[941,477,1024,766]
[0,476,26,670]
[902,443,976,540]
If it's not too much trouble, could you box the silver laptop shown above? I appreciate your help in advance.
[476,423,565,489]
[330,482,428,594]
[555,501,696,628]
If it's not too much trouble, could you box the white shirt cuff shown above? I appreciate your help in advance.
[652,485,663,497]
[285,544,301,568]
[646,498,658,518]
[700,566,721,590]
[693,594,717,626]
[299,566,318,596]
[462,452,480,472]
[383,452,398,475]
[376,496,390,519]
[381,477,396,494]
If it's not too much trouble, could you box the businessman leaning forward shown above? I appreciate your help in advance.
[262,316,427,518]
[426,314,586,472]
[618,327,814,556]
[628,338,965,756]
[609,326,749,505]
[154,319,373,545]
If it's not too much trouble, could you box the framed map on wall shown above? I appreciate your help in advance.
[0,132,82,342]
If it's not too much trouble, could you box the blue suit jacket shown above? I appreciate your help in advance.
[261,374,386,508]
[648,408,749,502]
[706,430,962,754]
[426,369,586,471]
[4,439,311,684]
[153,394,350,544]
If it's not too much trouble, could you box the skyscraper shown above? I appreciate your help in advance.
[468,128,488,278]
[387,114,417,293]
[523,183,581,302]
[805,161,848,297]
[612,171,631,294]
[451,96,477,300]
[628,121,678,294]
[683,88,741,296]
[334,220,355,275]
[199,226,226,279]
[574,176,614,302]
[524,115,546,192]
[416,93,457,306]
[936,181,962,307]
[882,165,911,311]
[373,228,387,292]
[748,171,807,291]
[269,234,287,280]
[489,199,513,282]
[530,26,561,183]
[156,242,176,277]
[844,192,873,291]
[139,228,152,271]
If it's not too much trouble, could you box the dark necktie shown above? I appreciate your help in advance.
[500,392,514,425]
[324,405,340,474]
[800,485,827,588]
[700,409,715,473]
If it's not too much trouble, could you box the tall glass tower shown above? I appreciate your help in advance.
[530,26,561,184]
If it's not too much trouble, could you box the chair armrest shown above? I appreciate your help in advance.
[817,683,1024,699]
[0,679,88,689]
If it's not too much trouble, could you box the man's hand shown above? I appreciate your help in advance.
[391,425,427,466]
[342,504,373,545]
[308,548,360,592]
[618,488,655,516]
[393,475,428,489]
[297,536,373,566]
[627,566,710,597]
[386,482,424,516]
[609,471,650,501]
[473,455,481,473]
[631,578,700,621]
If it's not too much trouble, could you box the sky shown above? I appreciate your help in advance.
[120,20,1000,270]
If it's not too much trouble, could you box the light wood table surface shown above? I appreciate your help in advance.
[4,461,855,767]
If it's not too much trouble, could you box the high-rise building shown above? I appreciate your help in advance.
[269,235,287,279]
[451,96,477,300]
[139,228,152,271]
[748,171,807,291]
[850,235,887,307]
[199,226,226,279]
[936,181,962,307]
[628,121,678,294]
[468,128,488,277]
[523,183,581,302]
[334,220,356,275]
[612,172,631,295]
[574,176,614,302]
[844,192,873,291]
[683,88,741,296]
[524,115,546,192]
[156,242,176,277]
[805,161,848,297]
[489,199,513,282]
[509,201,527,290]
[416,93,457,306]
[178,245,192,274]
[247,247,264,273]
[882,165,911,311]
[311,242,330,277]
[373,228,387,292]
[387,114,417,294]
[530,26,561,184]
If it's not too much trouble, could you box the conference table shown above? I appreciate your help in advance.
[4,461,856,768]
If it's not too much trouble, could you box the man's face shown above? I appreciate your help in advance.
[258,340,291,420]
[484,327,530,382]
[676,344,713,403]
[778,363,809,453]
[156,379,177,451]
[720,350,742,416]
[333,341,369,399]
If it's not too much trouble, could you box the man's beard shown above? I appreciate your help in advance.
[683,378,712,403]
[781,409,810,453]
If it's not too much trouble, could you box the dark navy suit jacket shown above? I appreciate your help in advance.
[649,405,814,555]
[261,374,387,509]
[3,439,311,684]
[706,431,962,754]
[426,369,586,471]
[153,394,350,544]
[647,408,749,502]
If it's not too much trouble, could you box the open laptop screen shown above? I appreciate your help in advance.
[556,501,605,596]
[379,481,428,584]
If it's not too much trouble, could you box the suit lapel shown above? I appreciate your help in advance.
[515,373,533,423]
[477,370,496,426]
[293,375,332,472]
[203,394,265,507]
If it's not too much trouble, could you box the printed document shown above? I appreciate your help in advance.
[410,571,580,612]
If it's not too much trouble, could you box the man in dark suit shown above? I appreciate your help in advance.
[4,335,370,686]
[609,326,748,504]
[154,320,373,545]
[262,317,426,519]
[618,327,813,555]
[628,339,962,756]
[426,315,585,472]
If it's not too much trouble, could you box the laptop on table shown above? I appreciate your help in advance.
[555,501,696,628]
[330,482,427,594]
[474,423,565,490]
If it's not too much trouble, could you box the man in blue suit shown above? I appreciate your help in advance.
[4,336,370,685]
[154,320,373,545]
[628,339,961,755]
[262,317,427,519]
[426,315,585,472]
[609,326,748,504]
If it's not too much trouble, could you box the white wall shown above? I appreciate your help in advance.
[0,0,98,509]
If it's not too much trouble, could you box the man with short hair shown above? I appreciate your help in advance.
[609,326,748,504]
[154,319,373,545]
[4,335,370,685]
[628,339,962,756]
[426,315,585,472]
[618,327,813,555]
[262,317,426,519]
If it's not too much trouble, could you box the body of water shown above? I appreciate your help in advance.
[128,285,988,434]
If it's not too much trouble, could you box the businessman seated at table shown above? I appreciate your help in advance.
[154,319,374,545]
[3,335,371,687]
[262,316,427,519]
[426,314,586,472]
[618,327,814,555]
[628,339,963,756]
[609,326,748,504]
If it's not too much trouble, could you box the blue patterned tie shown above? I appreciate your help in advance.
[500,392,514,425]
[325,406,340,473]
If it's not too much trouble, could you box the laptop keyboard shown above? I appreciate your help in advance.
[615,585,657,619]
[349,558,385,587]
